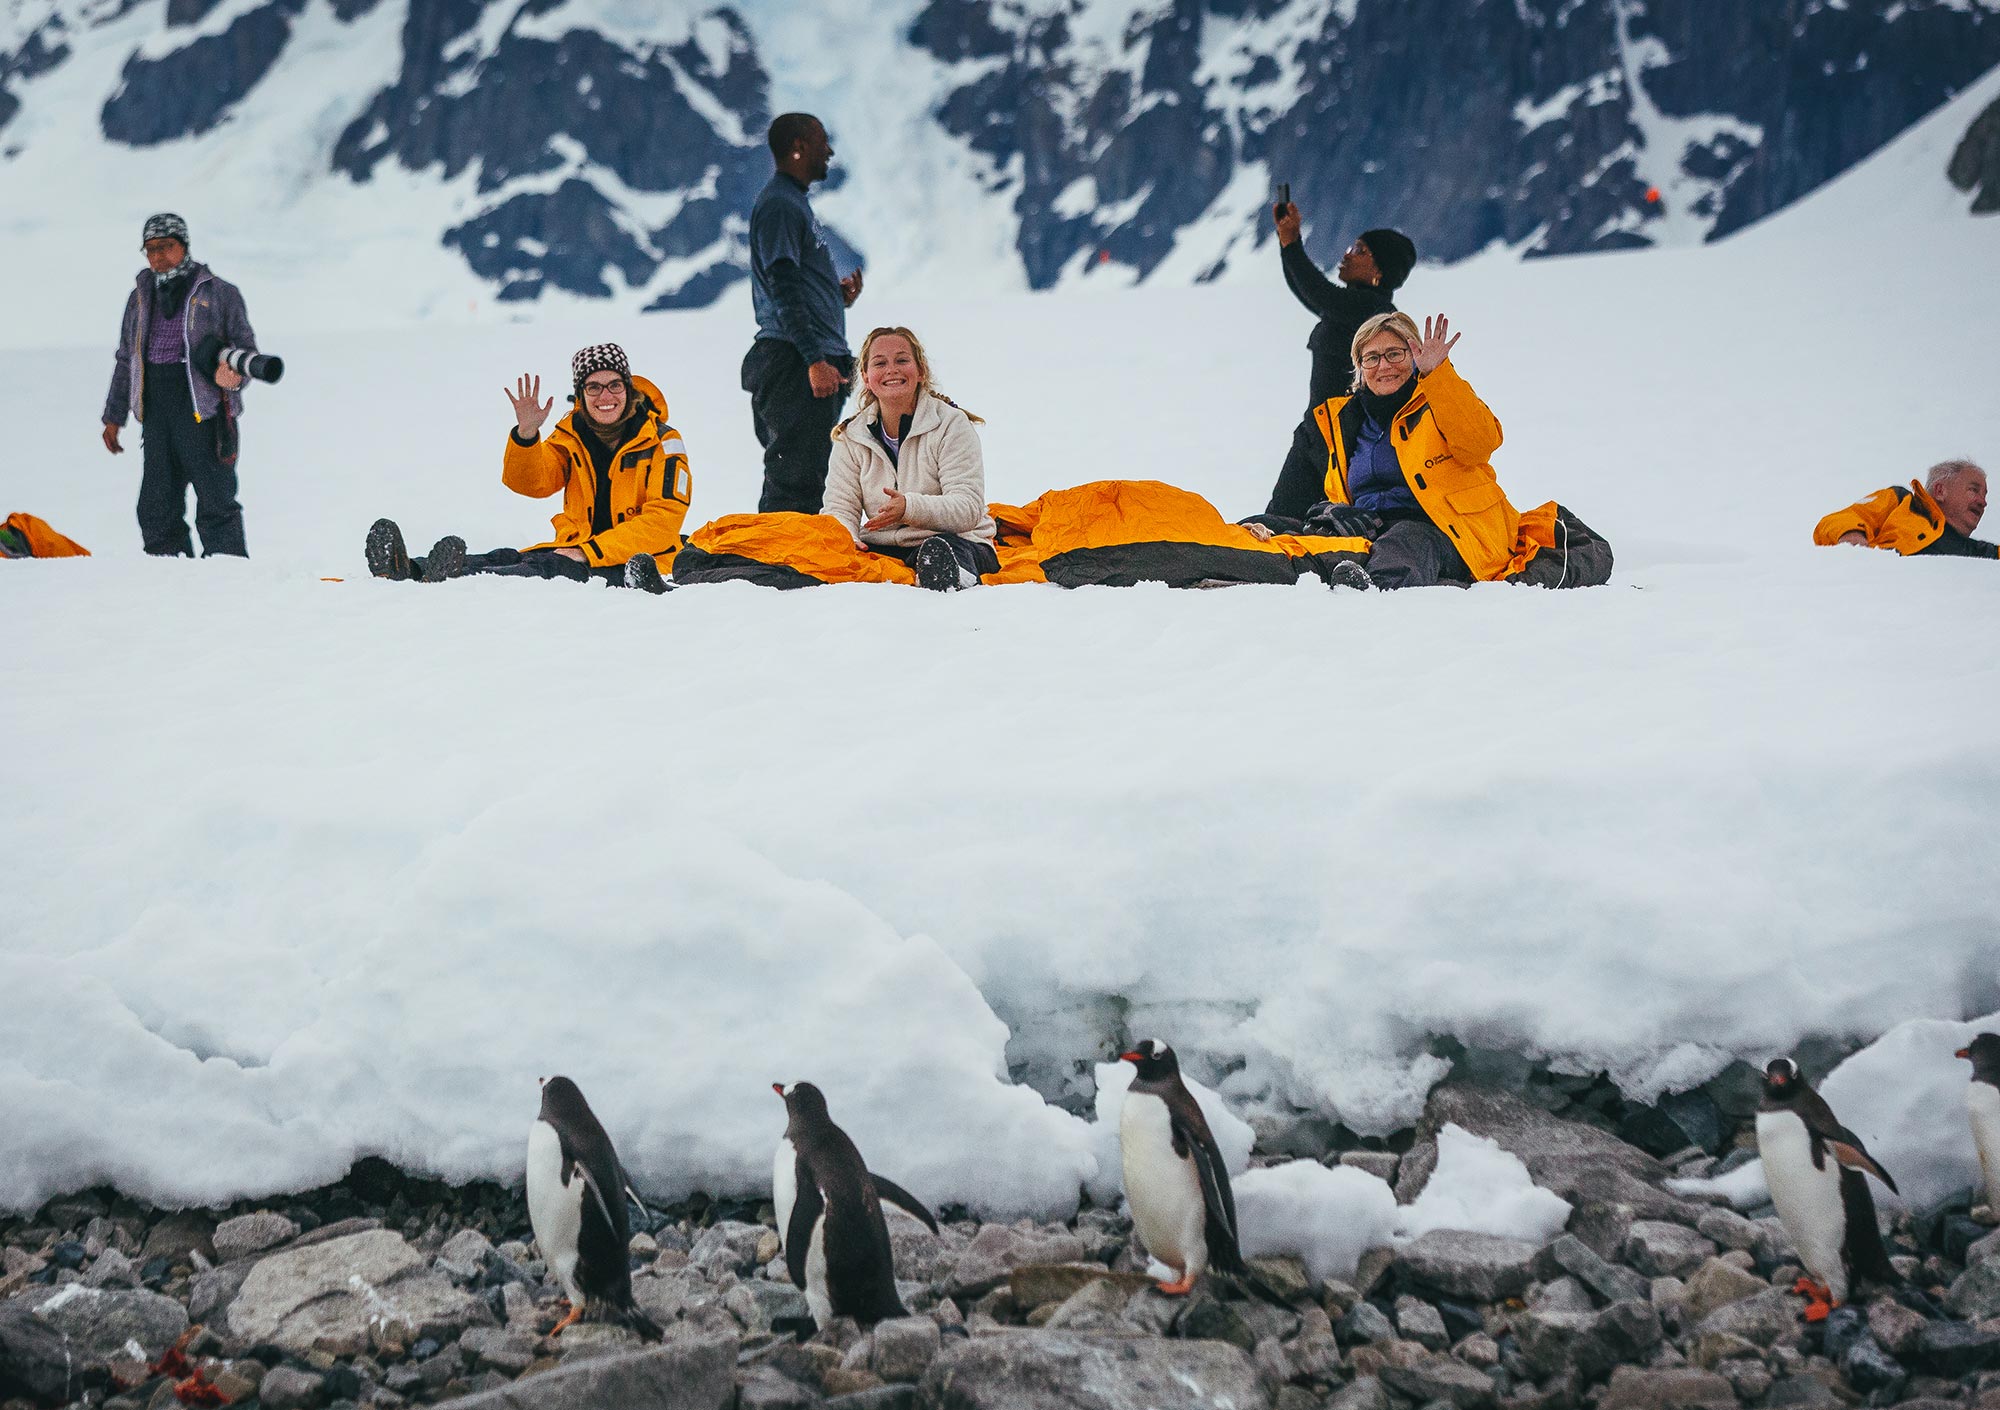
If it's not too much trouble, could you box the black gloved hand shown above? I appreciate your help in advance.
[1303,502,1383,541]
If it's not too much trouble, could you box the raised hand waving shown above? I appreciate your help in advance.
[1412,315,1461,376]
[505,374,554,440]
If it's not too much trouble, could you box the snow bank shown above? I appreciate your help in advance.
[1392,1125,1573,1245]
[1674,1011,2000,1215]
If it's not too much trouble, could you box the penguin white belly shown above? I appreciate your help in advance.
[1120,1092,1209,1278]
[1968,1083,2000,1213]
[526,1120,585,1303]
[1757,1110,1850,1302]
[773,1137,798,1256]
[802,1214,833,1326]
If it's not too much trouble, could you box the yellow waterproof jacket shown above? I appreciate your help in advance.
[1311,360,1523,581]
[501,375,692,569]
[1814,481,1951,555]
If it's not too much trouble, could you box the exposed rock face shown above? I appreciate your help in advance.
[921,1330,1270,1409]
[1948,97,2000,214]
[227,1228,493,1356]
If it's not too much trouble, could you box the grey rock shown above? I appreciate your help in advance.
[1320,1278,1362,1317]
[1841,1331,1905,1397]
[1531,1235,1649,1306]
[1009,1263,1151,1310]
[1512,1299,1661,1382]
[1687,1287,1801,1349]
[82,1248,139,1290]
[1338,1300,1396,1346]
[287,1215,385,1250]
[140,1211,214,1265]
[1967,1226,2000,1268]
[631,1268,741,1339]
[461,1324,539,1374]
[211,1211,299,1263]
[1751,1218,1796,1266]
[1178,1290,1259,1351]
[1763,1375,1839,1408]
[735,1277,812,1329]
[739,1365,819,1410]
[27,1284,188,1362]
[258,1365,327,1410]
[827,1389,919,1410]
[227,1228,492,1356]
[1246,1256,1313,1305]
[1252,1336,1292,1393]
[889,1221,955,1286]
[1949,1256,2000,1321]
[436,1228,496,1281]
[689,1220,767,1277]
[1328,1377,1393,1410]
[1044,1277,1138,1334]
[1287,1328,1344,1382]
[1622,1222,1716,1280]
[918,1330,1270,1409]
[871,1314,942,1382]
[1677,1260,1767,1325]
[1693,1210,1760,1254]
[1379,1353,1497,1410]
[1917,1319,2000,1377]
[1712,1357,1771,1402]
[187,1261,251,1325]
[0,1303,110,1404]
[1396,1294,1449,1351]
[1454,1332,1501,1368]
[1864,1296,1926,1359]
[1341,1151,1401,1182]
[943,1225,1088,1299]
[1398,1230,1541,1303]
[1598,1366,1737,1410]
[440,1334,737,1408]
[1528,1276,1597,1315]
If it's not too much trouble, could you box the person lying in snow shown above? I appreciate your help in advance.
[365,343,693,591]
[1249,312,1532,589]
[820,326,997,592]
[1815,459,1995,559]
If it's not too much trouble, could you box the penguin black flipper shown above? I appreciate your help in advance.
[785,1161,824,1292]
[1166,1088,1245,1275]
[868,1173,940,1234]
[1799,1089,1899,1193]
[1840,1167,1900,1286]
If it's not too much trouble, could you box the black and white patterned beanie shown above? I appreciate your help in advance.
[571,343,630,391]
[143,213,190,249]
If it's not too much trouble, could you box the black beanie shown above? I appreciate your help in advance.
[1360,228,1416,290]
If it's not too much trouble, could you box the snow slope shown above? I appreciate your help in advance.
[0,77,1996,1216]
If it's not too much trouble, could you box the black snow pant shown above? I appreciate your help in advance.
[1367,513,1473,590]
[743,339,853,515]
[138,363,245,557]
[864,534,1001,581]
[431,547,627,586]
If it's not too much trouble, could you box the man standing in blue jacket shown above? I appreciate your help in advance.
[743,113,863,514]
[101,213,259,557]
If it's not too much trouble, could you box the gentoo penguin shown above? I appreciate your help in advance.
[1956,1034,2000,1217]
[1117,1039,1246,1295]
[526,1076,660,1338]
[1755,1057,1899,1321]
[772,1081,939,1328]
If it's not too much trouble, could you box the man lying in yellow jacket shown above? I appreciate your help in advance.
[1816,459,1994,560]
[366,343,692,591]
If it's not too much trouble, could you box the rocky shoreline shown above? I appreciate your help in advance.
[6,1079,1999,1410]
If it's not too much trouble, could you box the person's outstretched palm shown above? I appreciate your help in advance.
[1412,315,1461,376]
[506,374,553,439]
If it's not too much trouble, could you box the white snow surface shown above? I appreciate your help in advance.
[0,76,1998,1215]
[1237,1125,1572,1282]
[1673,1011,2000,1215]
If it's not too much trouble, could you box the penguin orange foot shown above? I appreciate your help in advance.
[1791,1277,1836,1322]
[549,1302,582,1336]
[1156,1273,1198,1296]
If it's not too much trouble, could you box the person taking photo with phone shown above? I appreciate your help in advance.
[1272,196,1415,413]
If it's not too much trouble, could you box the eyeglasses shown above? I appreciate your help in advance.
[1358,348,1410,369]
[142,240,180,254]
[581,378,625,396]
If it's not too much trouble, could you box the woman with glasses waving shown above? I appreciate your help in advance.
[364,343,693,591]
[1248,311,1522,590]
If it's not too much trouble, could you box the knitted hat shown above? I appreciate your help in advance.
[571,342,630,390]
[142,213,189,248]
[1359,228,1416,290]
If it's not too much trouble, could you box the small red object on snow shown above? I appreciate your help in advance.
[1645,186,1661,203]
[1097,250,1110,264]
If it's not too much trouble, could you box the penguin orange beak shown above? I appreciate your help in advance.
[1959,1047,1973,1060]
[1118,1051,1143,1064]
[772,1082,785,1096]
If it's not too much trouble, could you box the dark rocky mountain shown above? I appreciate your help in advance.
[0,0,1993,309]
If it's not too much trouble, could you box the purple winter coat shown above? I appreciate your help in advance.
[102,263,258,426]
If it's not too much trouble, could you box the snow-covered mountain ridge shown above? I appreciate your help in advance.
[2,0,1997,336]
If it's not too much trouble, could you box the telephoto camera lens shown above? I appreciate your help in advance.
[193,334,284,385]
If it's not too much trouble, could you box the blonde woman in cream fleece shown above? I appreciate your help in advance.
[822,326,996,591]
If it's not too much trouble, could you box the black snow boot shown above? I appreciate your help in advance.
[623,553,673,594]
[913,536,961,593]
[366,518,411,580]
[1325,560,1374,591]
[420,536,467,583]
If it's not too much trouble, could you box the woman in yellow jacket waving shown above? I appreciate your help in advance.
[1254,311,1521,589]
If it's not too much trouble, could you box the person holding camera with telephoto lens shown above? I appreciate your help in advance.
[101,213,262,557]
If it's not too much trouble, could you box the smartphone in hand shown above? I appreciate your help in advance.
[1273,182,1291,218]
